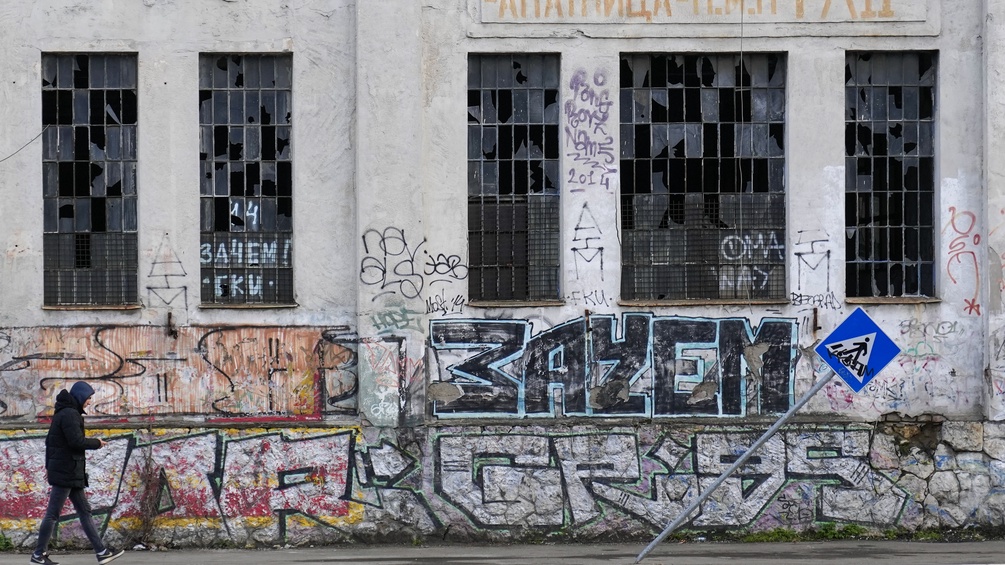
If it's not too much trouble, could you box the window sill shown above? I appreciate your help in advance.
[42,304,142,311]
[845,296,940,304]
[467,300,565,308]
[198,303,299,309]
[618,299,790,307]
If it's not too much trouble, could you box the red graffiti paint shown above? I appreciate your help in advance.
[219,432,354,519]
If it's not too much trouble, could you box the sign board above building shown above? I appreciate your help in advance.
[478,0,929,25]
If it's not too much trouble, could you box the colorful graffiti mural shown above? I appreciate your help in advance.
[429,314,798,418]
[0,428,435,547]
[6,422,1001,547]
[0,327,407,421]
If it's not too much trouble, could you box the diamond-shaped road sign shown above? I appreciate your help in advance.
[815,308,901,393]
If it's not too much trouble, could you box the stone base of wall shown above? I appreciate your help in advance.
[3,421,1005,548]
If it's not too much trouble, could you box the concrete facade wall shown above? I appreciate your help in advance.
[0,0,1003,548]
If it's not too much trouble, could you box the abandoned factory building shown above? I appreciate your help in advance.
[3,0,1005,548]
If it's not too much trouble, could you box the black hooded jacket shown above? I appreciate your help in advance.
[45,389,101,488]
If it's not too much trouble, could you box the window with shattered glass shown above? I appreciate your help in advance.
[199,54,294,305]
[467,54,561,301]
[845,52,935,298]
[620,54,786,301]
[42,54,139,306]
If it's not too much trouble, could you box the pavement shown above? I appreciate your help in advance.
[3,541,1005,565]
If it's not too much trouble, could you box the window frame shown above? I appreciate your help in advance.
[41,52,140,308]
[466,52,563,304]
[619,52,789,304]
[198,53,296,307]
[844,51,937,300]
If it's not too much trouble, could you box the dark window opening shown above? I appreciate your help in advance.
[199,54,294,305]
[620,53,787,301]
[42,53,138,306]
[468,54,561,301]
[845,52,936,298]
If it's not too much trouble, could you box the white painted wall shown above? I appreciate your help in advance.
[0,0,995,422]
[0,0,357,330]
[986,0,1005,420]
[413,0,987,420]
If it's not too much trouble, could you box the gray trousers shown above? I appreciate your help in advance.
[34,486,106,556]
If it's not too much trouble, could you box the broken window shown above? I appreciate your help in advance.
[845,52,936,297]
[199,54,294,305]
[468,54,561,301]
[42,54,139,306]
[620,54,786,301]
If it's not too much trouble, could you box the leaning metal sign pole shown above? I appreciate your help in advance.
[634,369,835,564]
[635,308,901,563]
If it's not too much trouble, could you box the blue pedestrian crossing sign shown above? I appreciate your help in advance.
[816,308,901,393]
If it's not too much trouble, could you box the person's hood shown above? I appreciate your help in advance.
[69,381,95,410]
[54,389,84,414]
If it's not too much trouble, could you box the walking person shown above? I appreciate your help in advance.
[31,381,125,565]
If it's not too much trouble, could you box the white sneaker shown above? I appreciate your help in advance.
[96,547,124,565]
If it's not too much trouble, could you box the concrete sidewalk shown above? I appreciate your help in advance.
[2,541,1005,565]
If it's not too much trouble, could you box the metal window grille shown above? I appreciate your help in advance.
[845,52,936,297]
[199,54,294,304]
[620,54,786,301]
[467,54,561,301]
[42,54,139,306]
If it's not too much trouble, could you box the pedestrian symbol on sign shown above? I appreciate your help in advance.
[816,309,900,393]
[824,333,874,382]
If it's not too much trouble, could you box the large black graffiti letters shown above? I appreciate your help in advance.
[751,320,798,413]
[523,319,588,415]
[429,321,526,413]
[714,320,797,414]
[590,315,650,414]
[652,319,719,416]
[430,315,797,418]
[716,320,749,414]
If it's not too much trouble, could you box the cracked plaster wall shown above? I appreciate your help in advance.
[1,0,1005,548]
[2,422,1005,547]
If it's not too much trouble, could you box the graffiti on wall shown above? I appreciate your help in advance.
[811,316,977,416]
[991,326,1005,419]
[789,229,835,312]
[566,288,613,307]
[359,227,468,303]
[434,427,909,531]
[790,291,840,309]
[425,290,466,316]
[565,69,616,193]
[146,233,189,311]
[571,203,605,279]
[0,428,438,546]
[429,314,797,418]
[0,327,408,421]
[0,425,917,547]
[370,308,425,335]
[896,319,968,375]
[944,207,982,316]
